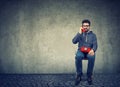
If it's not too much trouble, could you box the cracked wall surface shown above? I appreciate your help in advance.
[0,0,120,73]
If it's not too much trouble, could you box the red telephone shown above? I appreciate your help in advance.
[80,46,91,53]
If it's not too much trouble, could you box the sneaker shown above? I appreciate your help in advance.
[87,77,93,85]
[75,75,81,86]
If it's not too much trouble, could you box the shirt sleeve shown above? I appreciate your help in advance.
[92,34,98,52]
[72,32,81,44]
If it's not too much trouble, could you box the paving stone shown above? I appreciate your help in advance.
[0,74,120,87]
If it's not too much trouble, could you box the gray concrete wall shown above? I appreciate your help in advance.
[0,0,120,73]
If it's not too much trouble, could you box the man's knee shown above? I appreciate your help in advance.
[75,51,84,60]
[87,54,95,60]
[75,55,83,60]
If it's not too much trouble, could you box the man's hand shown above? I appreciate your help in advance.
[88,49,95,56]
[79,27,82,34]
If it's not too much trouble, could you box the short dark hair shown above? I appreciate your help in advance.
[82,19,91,26]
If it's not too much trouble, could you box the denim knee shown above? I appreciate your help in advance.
[75,50,84,60]
[87,54,95,60]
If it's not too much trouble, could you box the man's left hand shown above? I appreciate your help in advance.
[88,49,95,56]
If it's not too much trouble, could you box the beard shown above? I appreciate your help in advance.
[84,28,89,32]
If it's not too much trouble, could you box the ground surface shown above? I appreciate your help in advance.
[0,73,120,87]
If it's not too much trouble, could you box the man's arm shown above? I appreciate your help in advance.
[72,27,82,44]
[72,32,81,44]
[88,34,98,56]
[92,34,98,52]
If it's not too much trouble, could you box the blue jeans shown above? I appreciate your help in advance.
[75,50,95,77]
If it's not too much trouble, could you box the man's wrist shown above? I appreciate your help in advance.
[92,48,95,52]
[78,32,82,34]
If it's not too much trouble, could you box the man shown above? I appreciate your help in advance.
[72,19,98,85]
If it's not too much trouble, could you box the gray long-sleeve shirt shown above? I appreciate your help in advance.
[72,31,98,52]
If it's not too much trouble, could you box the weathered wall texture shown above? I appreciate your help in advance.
[0,0,120,73]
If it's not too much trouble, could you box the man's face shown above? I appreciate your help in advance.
[82,23,90,31]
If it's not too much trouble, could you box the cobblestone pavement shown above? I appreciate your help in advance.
[0,73,120,87]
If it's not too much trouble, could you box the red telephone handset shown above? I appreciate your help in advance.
[81,28,86,33]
